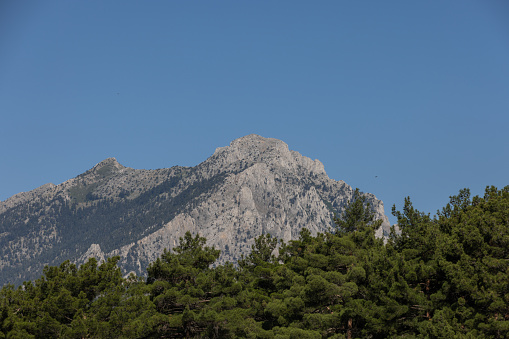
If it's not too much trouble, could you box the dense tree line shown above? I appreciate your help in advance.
[1,186,508,338]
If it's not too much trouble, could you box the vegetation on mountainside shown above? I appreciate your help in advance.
[1,186,508,338]
[0,167,230,285]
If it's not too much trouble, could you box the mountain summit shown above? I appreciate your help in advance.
[0,135,390,285]
[209,134,326,177]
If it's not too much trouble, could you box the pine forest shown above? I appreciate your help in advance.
[1,186,508,338]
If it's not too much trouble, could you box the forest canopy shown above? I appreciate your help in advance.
[1,186,508,338]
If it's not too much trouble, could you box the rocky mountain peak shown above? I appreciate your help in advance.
[0,135,390,286]
[90,157,125,174]
[76,157,126,182]
[210,134,326,176]
[213,134,283,157]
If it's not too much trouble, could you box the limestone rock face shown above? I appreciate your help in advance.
[0,135,390,285]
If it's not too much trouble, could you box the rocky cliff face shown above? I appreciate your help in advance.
[0,135,390,285]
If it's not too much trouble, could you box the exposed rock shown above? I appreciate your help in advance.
[0,135,390,286]
[79,243,106,264]
[0,183,56,214]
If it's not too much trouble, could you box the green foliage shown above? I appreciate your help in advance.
[333,188,382,234]
[1,186,508,338]
[239,233,279,269]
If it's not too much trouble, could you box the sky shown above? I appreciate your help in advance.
[1,0,508,225]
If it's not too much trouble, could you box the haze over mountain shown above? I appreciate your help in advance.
[0,135,389,286]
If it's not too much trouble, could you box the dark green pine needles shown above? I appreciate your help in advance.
[1,186,508,338]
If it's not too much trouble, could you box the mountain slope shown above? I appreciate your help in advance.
[0,135,390,286]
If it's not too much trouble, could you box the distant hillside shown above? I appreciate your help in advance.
[0,134,390,286]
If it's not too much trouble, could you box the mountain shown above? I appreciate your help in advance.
[0,135,390,286]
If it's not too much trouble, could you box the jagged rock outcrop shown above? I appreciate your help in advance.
[0,134,390,286]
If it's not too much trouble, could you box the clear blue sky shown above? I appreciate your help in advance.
[1,1,508,225]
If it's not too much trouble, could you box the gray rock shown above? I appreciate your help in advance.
[0,134,390,285]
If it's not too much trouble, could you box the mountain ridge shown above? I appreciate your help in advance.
[0,135,390,286]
